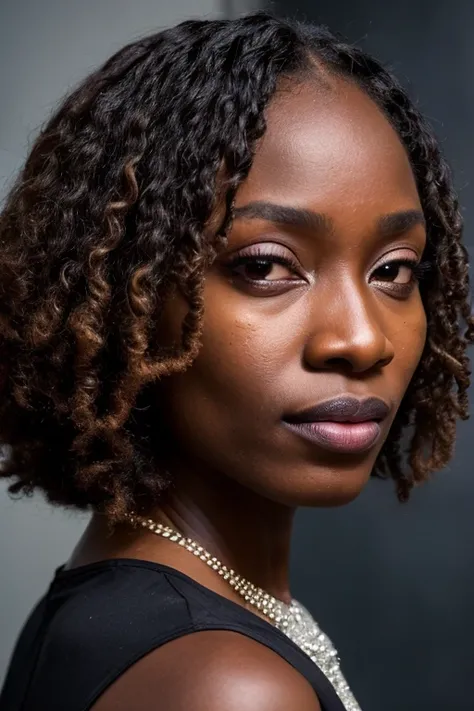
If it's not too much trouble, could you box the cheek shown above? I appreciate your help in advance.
[156,302,290,486]
[158,285,289,448]
[191,277,296,394]
[390,298,427,390]
[186,309,282,405]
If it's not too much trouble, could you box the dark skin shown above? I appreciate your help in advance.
[69,76,427,710]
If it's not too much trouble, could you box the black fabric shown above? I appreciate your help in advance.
[0,559,346,711]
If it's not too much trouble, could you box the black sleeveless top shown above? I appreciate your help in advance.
[0,559,346,711]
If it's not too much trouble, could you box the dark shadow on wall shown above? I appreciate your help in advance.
[264,2,474,710]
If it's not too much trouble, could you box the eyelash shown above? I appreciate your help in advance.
[227,251,431,281]
[227,249,301,276]
[373,257,432,282]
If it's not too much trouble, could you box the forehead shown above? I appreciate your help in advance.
[236,77,420,217]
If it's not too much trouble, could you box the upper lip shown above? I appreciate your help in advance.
[284,396,390,424]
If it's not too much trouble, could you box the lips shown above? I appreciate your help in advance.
[282,396,390,454]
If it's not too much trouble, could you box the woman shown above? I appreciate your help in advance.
[0,11,472,711]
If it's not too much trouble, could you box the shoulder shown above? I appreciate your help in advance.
[92,629,321,711]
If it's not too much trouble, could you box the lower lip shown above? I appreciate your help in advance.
[283,420,381,454]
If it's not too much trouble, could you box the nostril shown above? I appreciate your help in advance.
[325,357,352,368]
[321,354,390,375]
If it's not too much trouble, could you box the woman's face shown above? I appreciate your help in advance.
[160,78,427,507]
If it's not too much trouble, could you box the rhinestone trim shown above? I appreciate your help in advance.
[126,513,361,711]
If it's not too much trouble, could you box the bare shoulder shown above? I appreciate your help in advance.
[92,629,321,711]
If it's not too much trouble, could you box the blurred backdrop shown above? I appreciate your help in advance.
[1,2,473,710]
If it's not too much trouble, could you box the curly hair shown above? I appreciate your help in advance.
[0,12,472,521]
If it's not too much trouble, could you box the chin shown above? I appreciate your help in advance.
[301,485,367,508]
[263,464,372,509]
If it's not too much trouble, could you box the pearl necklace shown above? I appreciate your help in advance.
[125,513,361,711]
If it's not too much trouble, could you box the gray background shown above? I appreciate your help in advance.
[1,2,473,710]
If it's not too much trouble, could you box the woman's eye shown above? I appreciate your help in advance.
[372,261,415,285]
[233,256,297,282]
[224,249,306,295]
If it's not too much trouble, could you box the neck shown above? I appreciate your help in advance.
[153,465,295,603]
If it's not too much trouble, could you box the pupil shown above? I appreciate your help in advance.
[248,259,273,278]
[381,263,398,278]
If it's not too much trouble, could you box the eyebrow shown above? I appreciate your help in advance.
[233,201,426,238]
[233,201,333,233]
[377,209,426,236]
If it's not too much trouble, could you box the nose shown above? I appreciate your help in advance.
[303,286,395,374]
